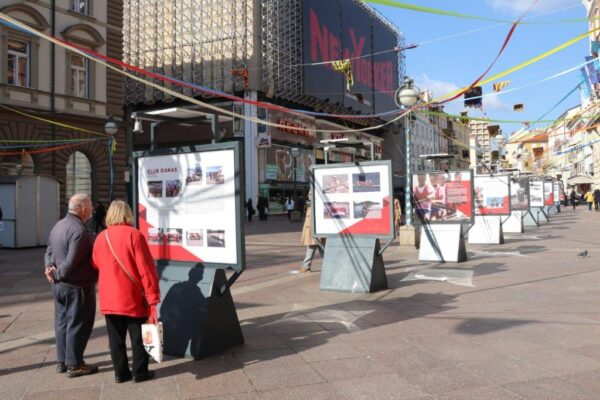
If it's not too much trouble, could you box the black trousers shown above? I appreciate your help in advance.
[53,284,96,367]
[105,315,149,379]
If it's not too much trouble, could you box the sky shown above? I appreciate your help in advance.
[370,0,590,139]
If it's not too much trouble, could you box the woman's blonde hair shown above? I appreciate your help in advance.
[105,200,134,226]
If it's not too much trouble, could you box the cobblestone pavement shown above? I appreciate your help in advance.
[3,209,600,399]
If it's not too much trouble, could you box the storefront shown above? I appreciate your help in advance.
[257,109,317,213]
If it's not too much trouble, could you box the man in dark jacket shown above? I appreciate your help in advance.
[44,193,98,378]
[594,189,600,212]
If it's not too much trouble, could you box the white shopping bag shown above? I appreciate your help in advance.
[141,322,163,363]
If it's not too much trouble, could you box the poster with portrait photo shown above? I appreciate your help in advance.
[529,180,544,207]
[312,161,393,238]
[136,144,241,267]
[412,170,474,224]
[510,177,530,211]
[474,175,511,216]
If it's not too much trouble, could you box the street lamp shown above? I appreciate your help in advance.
[395,76,419,226]
[104,115,118,202]
[104,115,118,136]
[290,147,301,200]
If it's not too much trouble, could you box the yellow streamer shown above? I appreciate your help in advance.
[434,27,600,103]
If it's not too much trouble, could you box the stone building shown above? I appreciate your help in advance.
[0,1,126,207]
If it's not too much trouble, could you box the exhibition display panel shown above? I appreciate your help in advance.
[474,175,511,216]
[412,170,474,224]
[510,177,530,211]
[529,179,544,207]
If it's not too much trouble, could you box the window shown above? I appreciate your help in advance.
[71,0,89,15]
[7,39,30,87]
[70,54,89,98]
[65,151,92,200]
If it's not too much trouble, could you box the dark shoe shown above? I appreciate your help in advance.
[56,362,67,373]
[66,363,99,378]
[115,374,132,383]
[134,371,155,383]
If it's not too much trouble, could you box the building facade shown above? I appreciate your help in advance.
[0,0,126,207]
[123,0,405,210]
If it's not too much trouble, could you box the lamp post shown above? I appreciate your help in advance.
[291,147,301,200]
[104,115,118,202]
[395,76,419,226]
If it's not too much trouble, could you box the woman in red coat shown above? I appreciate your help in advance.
[92,200,160,383]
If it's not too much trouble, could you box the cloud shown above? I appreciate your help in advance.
[485,0,581,15]
[415,74,509,114]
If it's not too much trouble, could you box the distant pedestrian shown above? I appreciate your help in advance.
[245,198,255,222]
[91,200,160,383]
[594,189,600,212]
[285,197,295,220]
[570,189,577,210]
[0,204,3,220]
[585,190,594,212]
[295,198,324,273]
[256,195,267,221]
[93,201,106,233]
[44,193,98,378]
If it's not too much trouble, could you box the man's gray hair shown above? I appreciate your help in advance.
[68,193,91,213]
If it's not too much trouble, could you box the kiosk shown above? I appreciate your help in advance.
[133,142,245,359]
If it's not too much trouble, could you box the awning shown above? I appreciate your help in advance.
[567,175,593,185]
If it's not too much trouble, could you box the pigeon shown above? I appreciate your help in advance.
[578,250,588,258]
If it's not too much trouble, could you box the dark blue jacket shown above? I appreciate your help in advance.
[44,213,97,288]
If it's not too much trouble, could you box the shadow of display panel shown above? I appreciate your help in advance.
[133,142,245,359]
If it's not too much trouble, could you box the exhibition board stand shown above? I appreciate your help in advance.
[523,209,539,227]
[419,223,468,263]
[502,211,524,233]
[312,161,393,293]
[133,142,245,359]
[320,237,387,293]
[534,207,549,223]
[468,216,504,244]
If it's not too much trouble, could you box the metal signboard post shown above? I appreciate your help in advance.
[311,160,394,293]
[469,175,511,245]
[412,170,473,263]
[132,141,245,359]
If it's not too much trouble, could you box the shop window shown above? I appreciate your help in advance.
[70,54,89,98]
[65,151,92,199]
[71,0,90,15]
[7,39,30,87]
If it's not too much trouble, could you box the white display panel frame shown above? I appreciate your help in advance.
[529,179,544,207]
[474,175,511,216]
[134,142,244,271]
[510,176,530,211]
[311,160,394,239]
[543,180,554,206]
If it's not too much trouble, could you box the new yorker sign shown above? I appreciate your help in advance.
[302,0,399,116]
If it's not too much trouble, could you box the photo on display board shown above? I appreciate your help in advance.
[510,177,530,210]
[148,228,164,245]
[352,172,381,193]
[207,229,226,247]
[412,170,473,223]
[353,201,382,219]
[529,180,544,207]
[186,230,204,247]
[165,228,183,245]
[186,165,203,185]
[165,180,182,197]
[148,181,163,198]
[322,174,350,193]
[206,166,225,184]
[323,202,350,219]
[474,175,510,216]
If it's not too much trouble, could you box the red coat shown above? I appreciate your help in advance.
[92,225,160,318]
